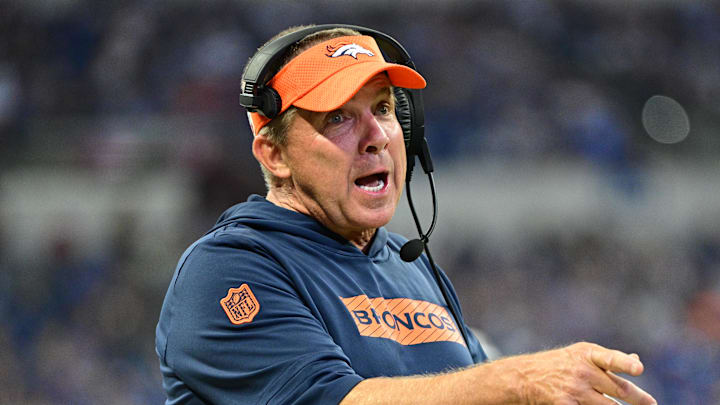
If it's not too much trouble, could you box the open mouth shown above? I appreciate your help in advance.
[354,172,389,193]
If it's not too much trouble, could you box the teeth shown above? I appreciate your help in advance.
[358,178,385,192]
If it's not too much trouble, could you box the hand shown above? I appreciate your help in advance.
[513,342,657,405]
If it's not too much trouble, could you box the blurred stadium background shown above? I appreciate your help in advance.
[1,0,719,403]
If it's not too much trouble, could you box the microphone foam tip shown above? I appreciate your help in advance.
[400,239,425,262]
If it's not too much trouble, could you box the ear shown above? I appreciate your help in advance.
[252,135,291,180]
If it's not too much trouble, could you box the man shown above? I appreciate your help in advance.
[156,25,657,404]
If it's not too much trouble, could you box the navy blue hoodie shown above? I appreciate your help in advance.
[156,195,486,404]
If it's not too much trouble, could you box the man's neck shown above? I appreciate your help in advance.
[265,187,376,253]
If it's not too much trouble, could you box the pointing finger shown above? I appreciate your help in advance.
[589,346,644,375]
[605,371,657,405]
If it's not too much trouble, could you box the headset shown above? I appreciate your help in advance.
[239,24,471,352]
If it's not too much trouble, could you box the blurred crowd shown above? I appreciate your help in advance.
[1,0,719,403]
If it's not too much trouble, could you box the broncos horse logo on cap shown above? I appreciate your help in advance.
[326,43,375,59]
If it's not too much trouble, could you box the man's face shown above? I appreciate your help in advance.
[281,74,406,241]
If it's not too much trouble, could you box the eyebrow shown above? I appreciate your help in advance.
[376,85,392,97]
[374,86,395,107]
[377,86,394,104]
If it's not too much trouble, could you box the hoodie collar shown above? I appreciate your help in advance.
[212,195,389,261]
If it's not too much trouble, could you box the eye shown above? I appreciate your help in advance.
[377,103,391,116]
[327,111,344,125]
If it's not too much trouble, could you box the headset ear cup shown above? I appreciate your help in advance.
[393,88,413,153]
[260,87,283,119]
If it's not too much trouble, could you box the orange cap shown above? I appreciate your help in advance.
[248,35,426,135]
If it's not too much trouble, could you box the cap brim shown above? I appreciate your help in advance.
[292,62,426,112]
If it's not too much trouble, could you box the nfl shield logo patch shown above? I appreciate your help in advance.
[220,284,260,325]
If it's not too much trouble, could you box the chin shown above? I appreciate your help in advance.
[354,206,396,229]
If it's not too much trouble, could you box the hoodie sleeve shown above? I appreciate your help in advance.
[156,232,363,405]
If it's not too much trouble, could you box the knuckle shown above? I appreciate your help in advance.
[566,342,590,359]
[579,341,598,358]
[605,353,616,369]
[571,341,589,351]
[573,366,592,382]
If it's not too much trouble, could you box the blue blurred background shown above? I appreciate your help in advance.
[1,0,719,403]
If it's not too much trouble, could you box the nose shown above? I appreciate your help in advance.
[358,112,390,155]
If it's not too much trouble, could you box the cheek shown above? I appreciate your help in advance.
[329,134,359,155]
[290,145,354,193]
[388,127,407,172]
